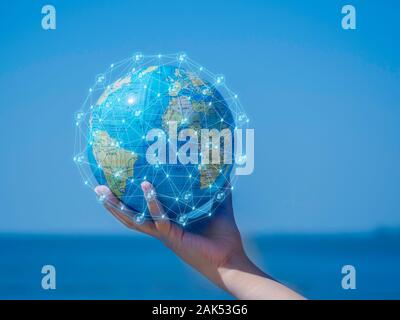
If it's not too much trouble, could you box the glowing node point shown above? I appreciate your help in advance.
[134,52,143,62]
[183,191,192,202]
[134,214,145,225]
[127,96,136,105]
[215,191,225,202]
[178,214,188,225]
[236,155,247,165]
[202,88,210,95]
[96,74,105,83]
[177,52,187,62]
[145,189,156,201]
[97,194,107,203]
[237,113,248,125]
[215,74,225,86]
[74,154,84,164]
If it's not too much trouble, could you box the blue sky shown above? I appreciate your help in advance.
[0,0,399,234]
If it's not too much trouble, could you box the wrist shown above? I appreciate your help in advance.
[217,251,305,300]
[217,251,266,293]
[220,246,265,274]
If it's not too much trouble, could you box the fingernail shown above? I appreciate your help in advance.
[94,187,108,202]
[140,181,151,192]
[141,182,156,201]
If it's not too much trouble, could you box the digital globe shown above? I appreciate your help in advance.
[75,53,249,226]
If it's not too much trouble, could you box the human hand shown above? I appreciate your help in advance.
[95,182,304,300]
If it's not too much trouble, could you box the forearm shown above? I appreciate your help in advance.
[218,255,305,300]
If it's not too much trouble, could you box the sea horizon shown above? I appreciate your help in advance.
[0,231,399,299]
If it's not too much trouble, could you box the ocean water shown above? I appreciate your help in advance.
[0,233,399,300]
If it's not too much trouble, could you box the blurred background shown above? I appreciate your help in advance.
[0,0,399,299]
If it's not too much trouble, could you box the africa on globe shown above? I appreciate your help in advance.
[74,53,249,226]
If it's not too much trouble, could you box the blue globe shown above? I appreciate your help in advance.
[88,65,234,223]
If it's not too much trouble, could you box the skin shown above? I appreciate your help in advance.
[94,182,305,300]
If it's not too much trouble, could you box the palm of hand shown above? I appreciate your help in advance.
[170,204,243,271]
[95,182,245,289]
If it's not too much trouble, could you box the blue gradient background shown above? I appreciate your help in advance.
[0,0,399,299]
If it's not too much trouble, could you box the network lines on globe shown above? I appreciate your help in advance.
[74,53,250,226]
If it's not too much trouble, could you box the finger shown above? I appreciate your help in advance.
[95,185,157,236]
[141,181,172,238]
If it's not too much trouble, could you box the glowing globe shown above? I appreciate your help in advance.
[86,64,235,224]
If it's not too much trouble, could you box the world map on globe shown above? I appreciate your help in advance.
[86,63,235,223]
